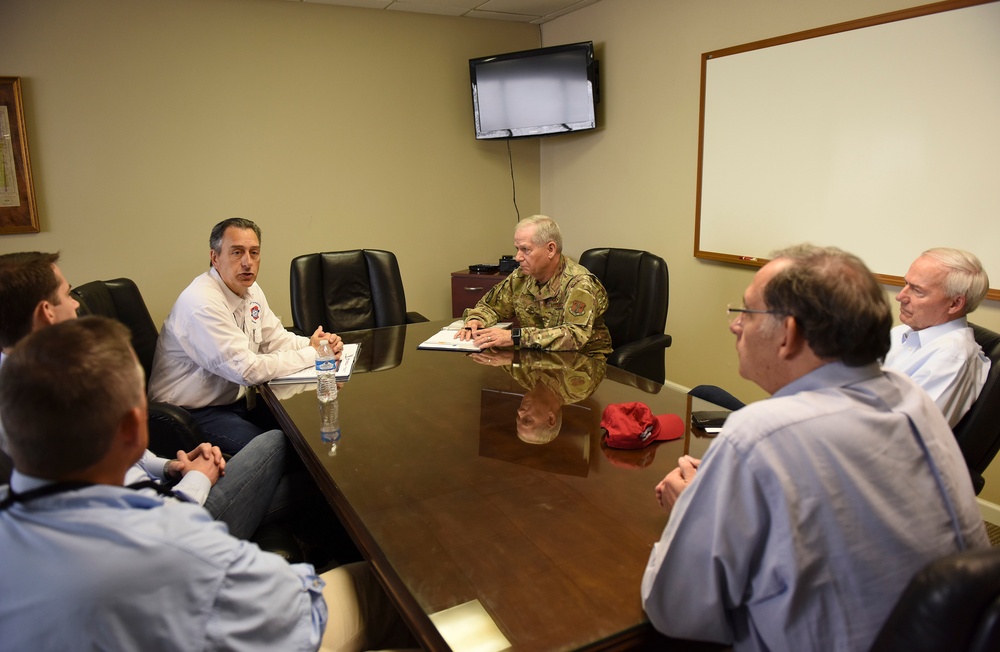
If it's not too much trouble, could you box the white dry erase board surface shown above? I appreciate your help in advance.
[695,0,1000,299]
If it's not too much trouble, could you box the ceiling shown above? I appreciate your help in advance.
[288,0,604,24]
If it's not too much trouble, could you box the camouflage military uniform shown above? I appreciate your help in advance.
[463,255,612,355]
[507,350,607,405]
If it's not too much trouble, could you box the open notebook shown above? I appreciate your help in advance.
[417,321,512,352]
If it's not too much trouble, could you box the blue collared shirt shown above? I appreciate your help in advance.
[0,471,327,651]
[641,362,988,652]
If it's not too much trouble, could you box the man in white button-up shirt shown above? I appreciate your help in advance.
[149,218,343,453]
[883,248,991,427]
[0,251,292,541]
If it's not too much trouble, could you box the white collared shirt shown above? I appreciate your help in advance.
[148,268,314,409]
[883,316,990,427]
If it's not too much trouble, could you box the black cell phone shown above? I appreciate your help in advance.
[691,410,731,429]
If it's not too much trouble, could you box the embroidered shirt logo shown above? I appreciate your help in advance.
[250,302,261,322]
[569,300,587,316]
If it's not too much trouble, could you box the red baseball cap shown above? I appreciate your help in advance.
[601,402,684,449]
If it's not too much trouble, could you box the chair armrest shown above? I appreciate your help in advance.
[972,472,985,495]
[607,333,672,385]
[147,401,207,456]
[405,311,429,324]
[688,385,746,411]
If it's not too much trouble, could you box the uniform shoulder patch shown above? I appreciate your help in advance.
[569,300,587,316]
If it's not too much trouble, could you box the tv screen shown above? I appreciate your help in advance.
[470,41,599,140]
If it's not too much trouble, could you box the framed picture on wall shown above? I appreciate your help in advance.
[0,77,39,235]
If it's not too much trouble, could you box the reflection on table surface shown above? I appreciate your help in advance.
[262,321,722,651]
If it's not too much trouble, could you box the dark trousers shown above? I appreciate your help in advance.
[188,397,282,455]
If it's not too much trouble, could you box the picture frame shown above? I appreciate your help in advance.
[0,77,39,234]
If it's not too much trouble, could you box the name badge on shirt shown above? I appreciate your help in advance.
[247,301,262,345]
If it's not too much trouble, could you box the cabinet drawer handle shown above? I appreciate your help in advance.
[463,286,485,291]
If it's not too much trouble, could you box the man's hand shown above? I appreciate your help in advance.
[655,455,701,512]
[455,320,483,342]
[469,350,514,366]
[472,327,512,350]
[167,443,225,486]
[310,326,344,357]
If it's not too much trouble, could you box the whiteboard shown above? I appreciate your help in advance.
[695,0,1000,299]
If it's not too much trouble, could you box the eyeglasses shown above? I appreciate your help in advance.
[726,304,787,324]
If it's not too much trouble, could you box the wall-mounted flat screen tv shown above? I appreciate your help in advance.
[469,41,600,140]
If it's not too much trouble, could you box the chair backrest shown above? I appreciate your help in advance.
[578,247,669,348]
[289,250,409,333]
[0,450,12,486]
[71,278,159,382]
[342,325,406,374]
[869,547,1000,652]
[71,278,209,455]
[952,323,1000,493]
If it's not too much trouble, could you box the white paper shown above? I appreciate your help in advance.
[417,321,512,352]
[270,343,359,384]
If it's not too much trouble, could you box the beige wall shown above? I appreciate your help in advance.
[539,0,1000,504]
[4,0,999,501]
[0,0,540,325]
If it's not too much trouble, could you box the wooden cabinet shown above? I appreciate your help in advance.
[450,269,505,317]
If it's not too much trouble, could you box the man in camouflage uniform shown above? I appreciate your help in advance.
[510,351,607,444]
[472,349,607,444]
[458,215,613,355]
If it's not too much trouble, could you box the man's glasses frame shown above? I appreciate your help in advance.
[726,304,787,324]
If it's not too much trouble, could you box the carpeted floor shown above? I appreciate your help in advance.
[986,521,1000,547]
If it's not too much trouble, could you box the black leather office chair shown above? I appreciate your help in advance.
[0,450,12,486]
[578,248,672,384]
[72,278,207,456]
[73,279,309,561]
[869,547,1000,652]
[289,250,427,335]
[952,323,1000,495]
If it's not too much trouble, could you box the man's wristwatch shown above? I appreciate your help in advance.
[511,328,521,348]
[163,460,179,480]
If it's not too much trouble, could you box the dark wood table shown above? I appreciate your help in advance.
[261,321,723,652]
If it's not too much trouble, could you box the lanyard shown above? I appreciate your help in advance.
[0,479,186,511]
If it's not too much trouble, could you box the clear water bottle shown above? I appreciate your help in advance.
[316,339,338,403]
[319,398,341,454]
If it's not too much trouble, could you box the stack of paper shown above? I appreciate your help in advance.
[270,343,360,384]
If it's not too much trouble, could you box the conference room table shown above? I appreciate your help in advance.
[260,320,727,652]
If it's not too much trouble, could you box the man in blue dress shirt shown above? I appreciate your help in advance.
[0,317,411,651]
[641,244,988,652]
[883,247,991,427]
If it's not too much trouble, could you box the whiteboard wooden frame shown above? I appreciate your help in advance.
[694,0,1000,300]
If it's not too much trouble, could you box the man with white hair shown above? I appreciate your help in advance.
[458,214,612,354]
[884,247,991,427]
